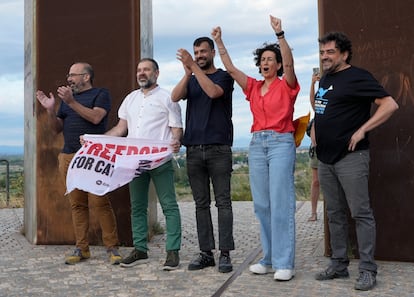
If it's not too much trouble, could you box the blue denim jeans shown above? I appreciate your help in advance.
[249,131,296,270]
[129,160,181,252]
[186,144,235,252]
[318,150,377,273]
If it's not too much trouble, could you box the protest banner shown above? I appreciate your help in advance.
[66,134,173,196]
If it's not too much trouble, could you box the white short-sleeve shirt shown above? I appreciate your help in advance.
[118,86,182,141]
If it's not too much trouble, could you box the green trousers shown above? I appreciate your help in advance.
[129,160,181,252]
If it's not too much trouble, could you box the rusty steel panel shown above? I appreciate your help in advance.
[318,0,414,261]
[35,0,142,246]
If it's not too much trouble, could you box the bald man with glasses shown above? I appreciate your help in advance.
[36,62,122,265]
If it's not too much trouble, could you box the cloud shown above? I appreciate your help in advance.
[153,0,317,36]
[0,0,24,77]
[0,0,319,147]
[0,75,24,116]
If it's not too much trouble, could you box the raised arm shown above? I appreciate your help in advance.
[309,72,320,111]
[211,26,248,91]
[57,86,107,125]
[171,63,192,102]
[270,15,297,88]
[174,48,224,99]
[36,90,63,134]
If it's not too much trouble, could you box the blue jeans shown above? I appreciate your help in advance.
[129,160,181,252]
[318,150,377,273]
[186,144,234,252]
[249,131,296,270]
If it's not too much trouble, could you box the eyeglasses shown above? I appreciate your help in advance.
[66,73,87,78]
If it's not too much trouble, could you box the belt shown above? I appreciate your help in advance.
[186,144,221,149]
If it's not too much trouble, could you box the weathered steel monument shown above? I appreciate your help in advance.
[24,0,154,246]
[319,0,414,261]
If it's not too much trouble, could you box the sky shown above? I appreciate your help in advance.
[0,0,318,148]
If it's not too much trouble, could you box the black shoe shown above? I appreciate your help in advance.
[120,249,149,268]
[188,252,215,271]
[163,250,180,271]
[218,253,233,273]
[315,266,349,281]
[354,271,376,291]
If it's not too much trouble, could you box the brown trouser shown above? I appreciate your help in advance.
[58,153,119,252]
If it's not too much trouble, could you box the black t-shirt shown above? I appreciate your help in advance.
[314,66,389,164]
[183,69,234,146]
[57,88,111,153]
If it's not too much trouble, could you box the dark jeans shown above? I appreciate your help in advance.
[186,144,235,252]
[318,150,377,273]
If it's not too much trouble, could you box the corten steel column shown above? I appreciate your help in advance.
[318,0,414,261]
[24,0,155,246]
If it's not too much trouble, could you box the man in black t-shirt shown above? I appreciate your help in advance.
[313,32,398,291]
[36,62,121,265]
[172,37,235,273]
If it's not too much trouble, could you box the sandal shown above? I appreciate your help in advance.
[307,213,317,221]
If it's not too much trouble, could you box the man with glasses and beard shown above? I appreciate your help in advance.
[36,62,122,265]
[105,58,183,271]
[171,37,235,273]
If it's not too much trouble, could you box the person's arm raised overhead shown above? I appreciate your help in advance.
[211,26,248,91]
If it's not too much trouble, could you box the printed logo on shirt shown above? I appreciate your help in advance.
[314,85,333,115]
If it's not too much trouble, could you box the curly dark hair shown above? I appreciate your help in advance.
[253,43,283,77]
[318,32,353,64]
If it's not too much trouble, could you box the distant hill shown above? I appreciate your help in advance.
[0,146,24,155]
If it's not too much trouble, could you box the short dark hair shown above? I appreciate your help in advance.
[253,43,283,76]
[139,58,159,71]
[193,37,215,50]
[318,32,353,64]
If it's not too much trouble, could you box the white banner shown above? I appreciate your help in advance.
[66,134,173,196]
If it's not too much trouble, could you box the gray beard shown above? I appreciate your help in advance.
[138,79,156,89]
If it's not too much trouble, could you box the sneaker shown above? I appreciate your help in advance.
[354,271,376,291]
[163,250,180,271]
[315,266,349,281]
[65,248,91,265]
[274,269,295,281]
[249,263,274,274]
[108,248,122,265]
[120,249,149,268]
[218,254,233,273]
[188,252,215,271]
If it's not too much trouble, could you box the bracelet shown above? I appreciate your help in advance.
[275,30,284,37]
[277,35,285,40]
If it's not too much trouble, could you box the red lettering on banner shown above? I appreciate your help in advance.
[84,140,169,159]
[100,144,115,161]
[139,147,150,154]
[127,146,139,155]
[86,143,104,156]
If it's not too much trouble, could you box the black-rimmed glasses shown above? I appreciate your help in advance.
[66,73,87,78]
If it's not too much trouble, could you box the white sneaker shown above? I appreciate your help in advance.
[249,263,274,274]
[274,269,295,281]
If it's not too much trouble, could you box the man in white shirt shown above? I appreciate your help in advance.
[106,58,183,270]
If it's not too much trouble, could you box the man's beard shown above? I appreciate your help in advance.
[198,58,212,70]
[138,77,156,89]
[71,83,83,94]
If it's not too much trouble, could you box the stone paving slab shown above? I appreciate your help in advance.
[0,202,413,297]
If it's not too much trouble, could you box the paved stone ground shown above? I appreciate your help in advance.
[1,202,413,297]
